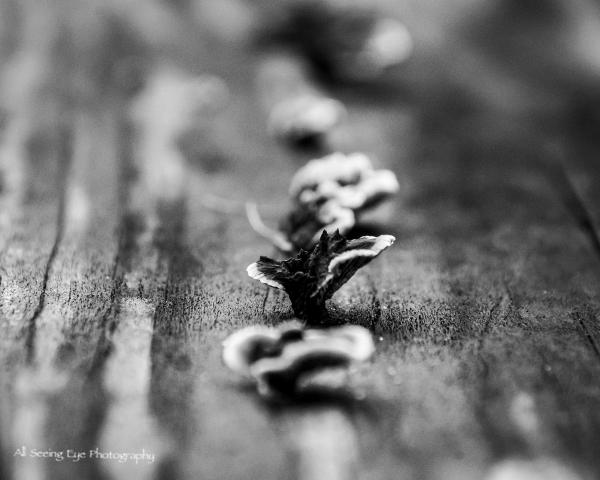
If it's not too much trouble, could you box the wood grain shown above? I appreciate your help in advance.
[1,1,600,480]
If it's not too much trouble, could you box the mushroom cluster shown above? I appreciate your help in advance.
[225,150,399,400]
[222,324,374,397]
[281,152,399,251]
[222,4,406,399]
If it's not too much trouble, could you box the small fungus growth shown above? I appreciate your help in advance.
[222,324,375,397]
[267,94,346,145]
[247,230,395,323]
[281,152,399,251]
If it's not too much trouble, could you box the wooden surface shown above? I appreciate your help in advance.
[1,1,600,479]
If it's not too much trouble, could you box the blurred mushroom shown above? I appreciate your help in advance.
[267,94,346,145]
[281,152,399,251]
[222,325,282,376]
[257,52,346,147]
[290,152,399,206]
[247,230,395,322]
[289,152,371,196]
[222,324,375,397]
[281,200,355,252]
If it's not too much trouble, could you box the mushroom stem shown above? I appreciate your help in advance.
[294,301,329,326]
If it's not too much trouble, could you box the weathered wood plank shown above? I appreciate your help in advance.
[329,91,600,478]
[0,4,75,474]
[9,103,127,480]
[1,1,600,480]
[0,111,69,480]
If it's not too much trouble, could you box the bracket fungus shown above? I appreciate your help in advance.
[281,152,399,251]
[267,94,346,145]
[247,230,395,323]
[222,324,375,397]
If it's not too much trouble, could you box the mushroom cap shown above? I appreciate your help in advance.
[222,324,375,397]
[326,234,396,275]
[283,152,399,251]
[298,170,399,211]
[251,325,375,396]
[246,263,285,290]
[289,152,372,197]
[222,325,281,375]
[312,202,356,241]
[247,231,395,321]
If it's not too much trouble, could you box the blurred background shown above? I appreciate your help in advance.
[1,0,600,208]
[3,0,600,137]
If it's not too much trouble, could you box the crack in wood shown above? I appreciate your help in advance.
[475,297,500,353]
[560,171,600,258]
[469,289,526,459]
[86,111,134,379]
[573,309,600,361]
[148,199,197,445]
[87,236,125,380]
[547,150,600,261]
[24,129,71,364]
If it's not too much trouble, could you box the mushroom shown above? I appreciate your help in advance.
[267,94,346,145]
[222,325,283,376]
[289,152,372,197]
[281,200,356,253]
[247,230,395,323]
[222,324,375,397]
[281,152,399,251]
